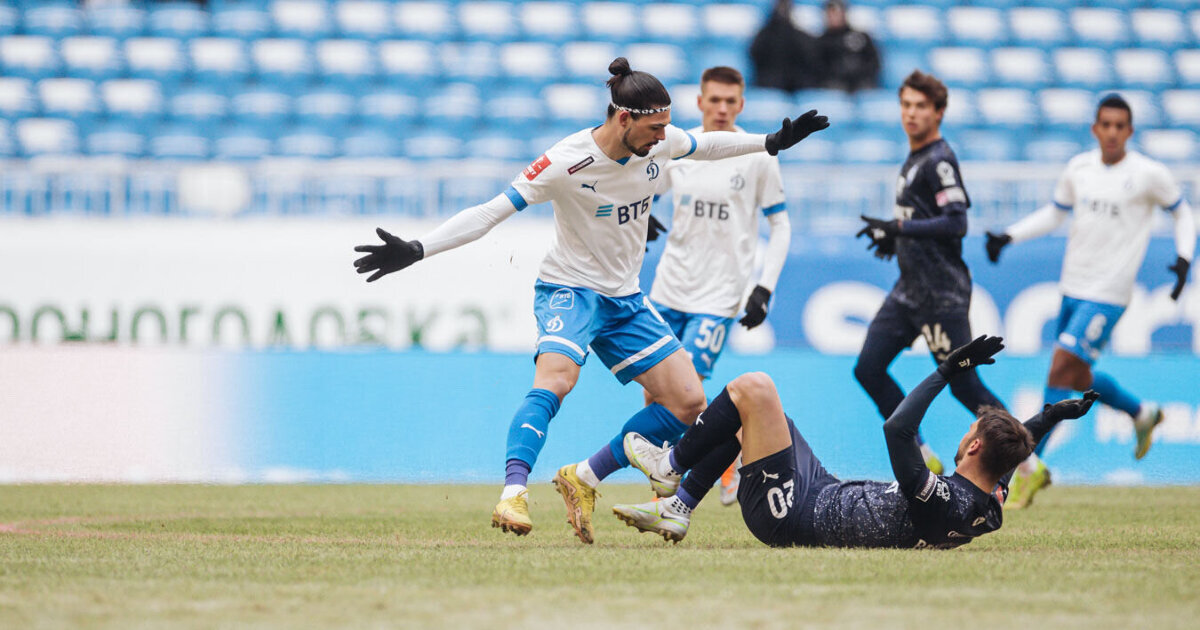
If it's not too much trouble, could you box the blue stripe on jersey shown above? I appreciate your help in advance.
[504,186,529,211]
[1164,197,1183,212]
[1053,200,1072,211]
[761,202,786,216]
[616,156,630,166]
[674,132,698,160]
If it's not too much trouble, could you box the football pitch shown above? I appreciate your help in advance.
[1,484,1198,629]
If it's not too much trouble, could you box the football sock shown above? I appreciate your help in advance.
[504,460,531,487]
[665,495,692,517]
[500,484,525,501]
[673,388,742,471]
[1091,372,1141,417]
[575,458,601,489]
[1034,386,1074,456]
[678,435,742,509]
[604,402,688,469]
[503,388,560,485]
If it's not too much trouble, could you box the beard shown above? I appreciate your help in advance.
[622,128,651,157]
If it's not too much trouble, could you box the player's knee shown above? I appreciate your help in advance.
[852,359,878,389]
[1047,358,1091,391]
[728,372,777,407]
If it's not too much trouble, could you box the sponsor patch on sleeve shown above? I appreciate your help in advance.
[567,156,594,175]
[523,154,551,181]
[914,471,939,502]
[935,186,967,207]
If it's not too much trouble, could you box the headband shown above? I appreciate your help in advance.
[611,103,671,115]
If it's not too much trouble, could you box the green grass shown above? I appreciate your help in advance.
[1,484,1198,629]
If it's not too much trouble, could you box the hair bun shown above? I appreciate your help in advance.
[608,57,632,77]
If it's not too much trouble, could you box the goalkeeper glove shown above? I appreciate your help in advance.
[1168,256,1190,301]
[764,110,830,156]
[353,228,424,282]
[739,285,772,329]
[937,335,1004,379]
[985,231,1012,264]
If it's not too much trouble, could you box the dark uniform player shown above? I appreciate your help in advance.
[854,70,1007,474]
[615,336,1100,548]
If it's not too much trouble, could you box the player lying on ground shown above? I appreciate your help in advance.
[614,336,1099,547]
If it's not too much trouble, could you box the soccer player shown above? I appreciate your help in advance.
[985,93,1195,508]
[612,336,1100,547]
[855,70,1007,474]
[352,58,829,543]
[644,66,792,506]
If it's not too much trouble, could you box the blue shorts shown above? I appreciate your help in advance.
[650,302,735,379]
[533,280,683,385]
[1054,296,1125,365]
[738,418,838,548]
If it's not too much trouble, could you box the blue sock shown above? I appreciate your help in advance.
[503,388,561,485]
[1090,372,1141,417]
[605,403,689,471]
[676,484,700,510]
[504,460,531,486]
[1035,386,1074,456]
[585,445,621,482]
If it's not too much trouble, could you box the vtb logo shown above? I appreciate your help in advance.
[596,195,652,224]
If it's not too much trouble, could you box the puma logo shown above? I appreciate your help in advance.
[761,470,779,482]
[580,181,597,192]
[521,423,545,439]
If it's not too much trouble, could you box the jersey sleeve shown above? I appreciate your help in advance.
[1147,161,1184,211]
[665,124,698,160]
[756,154,787,216]
[508,147,566,209]
[1051,161,1077,210]
[922,156,970,214]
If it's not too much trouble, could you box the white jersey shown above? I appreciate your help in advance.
[1054,149,1183,306]
[508,125,699,297]
[649,126,787,317]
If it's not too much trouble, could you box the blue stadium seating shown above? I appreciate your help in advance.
[147,3,210,40]
[37,78,101,131]
[126,37,187,86]
[60,37,124,82]
[0,78,38,119]
[23,4,84,39]
[1,36,61,80]
[170,87,231,126]
[214,125,274,161]
[335,1,392,41]
[467,131,532,161]
[150,123,211,160]
[519,2,577,44]
[211,5,272,40]
[191,37,252,87]
[231,86,293,130]
[0,5,18,37]
[87,5,147,39]
[87,123,147,158]
[16,117,80,156]
[272,0,334,40]
[277,125,339,159]
[403,131,464,160]
[101,79,165,126]
[342,125,402,158]
[839,131,905,164]
[1023,134,1086,164]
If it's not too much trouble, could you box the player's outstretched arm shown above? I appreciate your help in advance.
[992,203,1070,264]
[764,110,830,155]
[1168,199,1195,301]
[353,228,424,282]
[1023,390,1099,445]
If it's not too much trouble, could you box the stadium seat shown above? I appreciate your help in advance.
[438,42,501,87]
[214,125,274,161]
[16,118,80,156]
[542,83,606,128]
[946,7,1006,47]
[315,39,376,87]
[739,88,798,131]
[1008,8,1069,47]
[519,2,578,43]
[211,4,272,40]
[393,1,457,40]
[667,83,701,129]
[1069,8,1129,47]
[0,119,15,158]
[424,83,484,134]
[797,89,855,127]
[778,135,836,164]
[277,125,339,159]
[87,4,146,39]
[689,43,750,86]
[561,41,618,85]
[642,3,700,47]
[942,87,979,129]
[1053,48,1112,90]
[341,126,403,159]
[191,38,253,87]
[0,77,38,119]
[789,3,822,34]
[359,88,421,127]
[457,2,518,42]
[101,79,165,124]
[169,87,231,126]
[402,131,464,160]
[483,90,546,131]
[1175,50,1200,89]
[958,129,1018,162]
[231,86,292,129]
[86,123,146,158]
[624,43,689,85]
[881,46,926,90]
[23,4,85,39]
[61,37,124,82]
[150,123,211,160]
[928,48,989,89]
[0,36,61,81]
[839,131,904,164]
[377,40,438,85]
[0,5,18,37]
[37,78,101,129]
[1119,90,1162,129]
[295,88,356,128]
[147,3,210,39]
[976,88,1037,128]
[1130,9,1189,50]
[884,6,944,45]
[701,4,761,44]
[466,131,532,161]
[855,89,898,130]
[335,1,393,40]
[1191,11,1200,44]
[1138,129,1197,163]
[582,3,641,42]
[252,39,314,88]
[125,38,187,86]
[1023,134,1085,164]
[499,42,562,89]
[1113,49,1174,90]
[990,48,1052,89]
[1037,88,1095,131]
[845,5,883,40]
[271,0,333,40]
[1162,90,1200,128]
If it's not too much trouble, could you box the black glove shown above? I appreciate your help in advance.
[353,227,424,282]
[858,214,900,239]
[1042,390,1100,422]
[985,231,1012,264]
[739,285,772,329]
[937,335,1004,379]
[855,216,898,261]
[868,233,896,261]
[764,110,830,156]
[1168,256,1190,301]
[646,214,667,249]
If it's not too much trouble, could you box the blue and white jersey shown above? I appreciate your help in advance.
[508,125,698,297]
[1053,149,1184,306]
[649,126,787,318]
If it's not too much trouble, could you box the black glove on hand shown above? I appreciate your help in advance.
[764,110,830,155]
[353,227,424,282]
[858,214,900,239]
[937,335,1005,379]
[868,233,896,261]
[986,231,1012,263]
[1168,256,1190,301]
[739,285,772,329]
[646,214,667,247]
[1043,390,1100,422]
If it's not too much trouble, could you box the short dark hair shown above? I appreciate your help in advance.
[605,57,671,120]
[701,66,744,89]
[975,407,1035,479]
[1096,93,1133,126]
[899,69,948,112]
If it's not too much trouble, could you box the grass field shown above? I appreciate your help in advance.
[1,484,1198,629]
